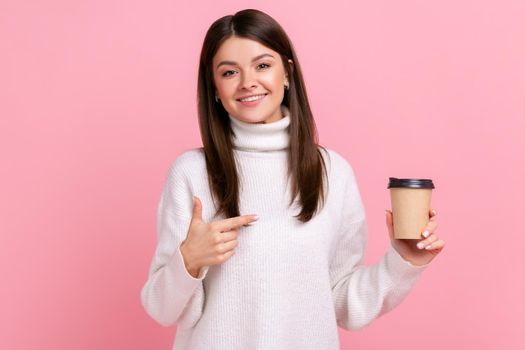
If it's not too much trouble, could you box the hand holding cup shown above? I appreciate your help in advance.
[386,208,445,266]
[385,178,445,266]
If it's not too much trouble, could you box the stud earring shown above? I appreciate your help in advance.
[215,94,219,102]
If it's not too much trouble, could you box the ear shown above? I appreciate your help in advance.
[285,59,294,84]
[287,59,294,73]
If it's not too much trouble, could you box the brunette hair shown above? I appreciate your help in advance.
[197,8,328,223]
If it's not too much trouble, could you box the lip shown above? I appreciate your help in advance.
[236,93,268,101]
[236,93,268,107]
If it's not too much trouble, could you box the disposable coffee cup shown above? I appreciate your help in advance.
[387,177,435,239]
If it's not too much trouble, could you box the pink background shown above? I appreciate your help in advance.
[1,1,524,349]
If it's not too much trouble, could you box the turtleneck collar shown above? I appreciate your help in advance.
[228,104,291,152]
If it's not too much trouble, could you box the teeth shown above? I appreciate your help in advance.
[239,94,266,102]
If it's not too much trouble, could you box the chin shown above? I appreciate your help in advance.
[231,111,269,124]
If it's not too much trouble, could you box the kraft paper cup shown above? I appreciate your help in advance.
[388,177,435,239]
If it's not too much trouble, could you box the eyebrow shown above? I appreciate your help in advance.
[216,53,275,69]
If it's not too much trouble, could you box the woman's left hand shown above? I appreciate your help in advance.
[385,208,445,266]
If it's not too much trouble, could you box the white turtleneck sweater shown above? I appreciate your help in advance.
[140,104,430,349]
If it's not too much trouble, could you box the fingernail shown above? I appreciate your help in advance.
[432,209,437,215]
[384,210,388,216]
[425,244,433,250]
[422,230,430,238]
[246,215,259,226]
[417,242,425,249]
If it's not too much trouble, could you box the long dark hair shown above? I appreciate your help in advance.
[197,8,328,223]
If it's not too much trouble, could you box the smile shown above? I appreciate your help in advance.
[237,93,268,102]
[237,93,268,107]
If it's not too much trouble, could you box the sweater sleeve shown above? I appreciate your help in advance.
[140,158,210,328]
[329,161,430,331]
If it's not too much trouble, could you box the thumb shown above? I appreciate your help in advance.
[191,196,203,222]
[385,209,394,240]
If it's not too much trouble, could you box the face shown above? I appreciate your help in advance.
[212,36,293,124]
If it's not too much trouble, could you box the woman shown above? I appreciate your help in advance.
[141,8,445,350]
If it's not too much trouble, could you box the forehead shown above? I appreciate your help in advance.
[213,37,279,67]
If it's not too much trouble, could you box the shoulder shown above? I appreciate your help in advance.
[318,146,358,181]
[168,147,205,173]
[164,147,206,184]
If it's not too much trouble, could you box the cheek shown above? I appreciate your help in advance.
[261,74,284,91]
[216,80,235,96]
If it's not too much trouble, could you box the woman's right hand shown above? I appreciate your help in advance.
[179,196,259,278]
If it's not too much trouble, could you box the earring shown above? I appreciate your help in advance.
[215,94,219,102]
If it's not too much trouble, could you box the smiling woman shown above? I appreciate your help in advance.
[140,8,440,350]
[196,10,326,224]
[212,40,293,124]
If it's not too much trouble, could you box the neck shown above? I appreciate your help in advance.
[228,105,291,152]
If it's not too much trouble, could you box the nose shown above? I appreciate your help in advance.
[239,71,257,90]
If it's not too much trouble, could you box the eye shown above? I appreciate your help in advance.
[220,63,270,78]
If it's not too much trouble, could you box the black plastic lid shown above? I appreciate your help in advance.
[387,177,435,189]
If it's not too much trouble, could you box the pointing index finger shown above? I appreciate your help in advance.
[218,214,259,231]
